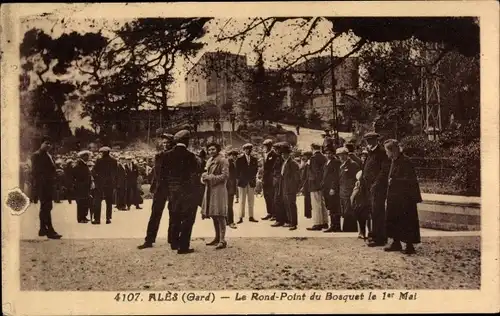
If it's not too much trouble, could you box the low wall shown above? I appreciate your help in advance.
[418,194,480,231]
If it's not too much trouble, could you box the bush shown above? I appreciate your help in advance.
[400,135,445,157]
[450,140,480,196]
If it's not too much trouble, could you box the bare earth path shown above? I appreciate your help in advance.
[19,199,480,291]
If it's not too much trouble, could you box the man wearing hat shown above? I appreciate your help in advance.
[161,130,200,254]
[344,142,363,167]
[337,147,360,232]
[306,143,329,231]
[138,133,175,249]
[276,142,301,230]
[261,139,280,221]
[125,156,142,210]
[30,136,62,239]
[235,143,259,224]
[64,158,74,204]
[92,146,118,224]
[73,150,93,223]
[321,145,341,232]
[361,132,390,247]
[115,157,128,210]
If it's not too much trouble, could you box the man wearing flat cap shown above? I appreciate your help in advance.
[30,136,62,239]
[125,156,142,210]
[235,143,259,224]
[261,139,280,221]
[138,133,176,249]
[115,157,128,210]
[73,150,93,223]
[161,130,200,254]
[361,132,390,247]
[306,143,329,231]
[276,142,301,230]
[92,146,118,224]
[225,149,239,229]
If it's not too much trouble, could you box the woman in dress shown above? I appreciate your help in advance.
[201,143,230,250]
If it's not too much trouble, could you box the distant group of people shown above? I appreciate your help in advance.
[30,127,422,255]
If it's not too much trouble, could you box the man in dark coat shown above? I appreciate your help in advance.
[383,139,422,254]
[361,132,390,247]
[226,149,239,229]
[300,151,313,219]
[162,130,200,254]
[138,134,174,249]
[72,150,93,223]
[63,159,74,204]
[125,157,142,210]
[261,139,280,221]
[30,136,62,239]
[92,146,118,224]
[235,143,259,223]
[277,142,301,230]
[271,144,287,227]
[321,146,341,232]
[115,158,127,210]
[306,143,329,230]
[337,147,360,232]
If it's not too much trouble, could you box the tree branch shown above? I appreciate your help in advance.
[216,17,275,42]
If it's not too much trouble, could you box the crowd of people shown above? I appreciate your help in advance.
[28,128,422,255]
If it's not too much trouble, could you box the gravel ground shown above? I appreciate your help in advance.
[20,236,480,291]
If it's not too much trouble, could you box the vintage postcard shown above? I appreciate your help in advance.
[1,1,499,315]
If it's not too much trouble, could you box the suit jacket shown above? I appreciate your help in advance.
[94,155,118,191]
[262,150,279,187]
[235,154,259,188]
[279,158,301,195]
[226,158,238,196]
[150,151,166,195]
[116,164,126,189]
[161,145,199,200]
[339,159,361,199]
[321,158,340,193]
[72,159,92,199]
[361,145,390,194]
[308,151,327,192]
[30,150,57,199]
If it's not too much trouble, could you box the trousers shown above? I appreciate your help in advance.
[238,185,255,218]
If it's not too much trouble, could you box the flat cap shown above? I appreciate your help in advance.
[242,143,253,149]
[99,146,111,152]
[336,147,349,155]
[174,129,190,141]
[228,149,240,155]
[77,150,91,157]
[262,139,274,146]
[363,132,380,139]
[87,161,95,167]
[361,150,369,155]
[275,141,291,151]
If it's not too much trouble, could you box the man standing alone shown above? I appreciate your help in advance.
[31,136,62,239]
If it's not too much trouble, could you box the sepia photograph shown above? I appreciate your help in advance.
[1,2,499,315]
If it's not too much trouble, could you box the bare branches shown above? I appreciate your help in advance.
[216,17,275,42]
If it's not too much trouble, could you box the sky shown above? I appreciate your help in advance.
[21,15,358,129]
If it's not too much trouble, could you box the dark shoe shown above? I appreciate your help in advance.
[306,225,322,231]
[215,241,227,250]
[92,221,101,225]
[136,206,142,210]
[289,226,297,231]
[367,241,385,247]
[106,220,111,224]
[271,222,284,227]
[38,230,47,237]
[177,248,195,255]
[237,218,243,224]
[262,215,272,220]
[47,233,62,239]
[206,239,219,246]
[404,244,416,255]
[137,243,153,249]
[249,217,258,223]
[323,227,336,233]
[283,223,291,227]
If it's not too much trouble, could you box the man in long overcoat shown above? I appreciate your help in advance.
[361,132,390,247]
[306,143,328,230]
[125,157,142,210]
[277,142,301,230]
[261,139,280,221]
[321,146,341,232]
[93,146,118,224]
[115,157,127,210]
[226,149,239,229]
[73,150,93,223]
[31,136,62,239]
[383,139,422,254]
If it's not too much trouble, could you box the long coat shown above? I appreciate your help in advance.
[226,158,238,196]
[31,150,57,201]
[201,155,229,217]
[339,159,361,200]
[279,158,301,196]
[386,155,422,244]
[321,159,341,213]
[72,159,92,200]
[262,150,279,188]
[300,163,312,218]
[308,151,327,192]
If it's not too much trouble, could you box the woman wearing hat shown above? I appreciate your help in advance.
[201,143,230,249]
